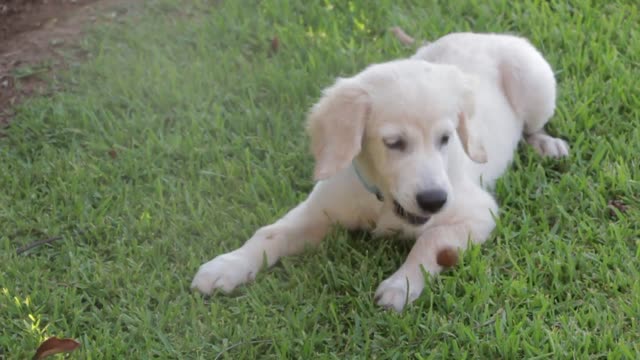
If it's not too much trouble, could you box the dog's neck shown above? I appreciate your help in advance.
[352,161,384,201]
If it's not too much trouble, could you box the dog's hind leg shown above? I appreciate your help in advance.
[500,40,570,158]
[524,131,569,158]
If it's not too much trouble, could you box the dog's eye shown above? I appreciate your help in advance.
[440,134,450,147]
[384,138,406,151]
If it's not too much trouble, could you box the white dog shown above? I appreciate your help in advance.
[191,32,569,312]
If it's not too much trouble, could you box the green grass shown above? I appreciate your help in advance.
[1,0,639,358]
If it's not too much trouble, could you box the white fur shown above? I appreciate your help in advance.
[191,32,569,312]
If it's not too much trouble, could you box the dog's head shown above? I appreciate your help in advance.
[307,60,486,222]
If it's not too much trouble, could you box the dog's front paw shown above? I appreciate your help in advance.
[374,272,424,312]
[526,132,570,158]
[191,252,257,295]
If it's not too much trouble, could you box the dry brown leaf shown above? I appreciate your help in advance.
[608,199,628,219]
[389,26,415,45]
[270,36,279,54]
[33,337,81,360]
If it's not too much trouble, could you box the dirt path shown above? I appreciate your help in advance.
[0,0,127,128]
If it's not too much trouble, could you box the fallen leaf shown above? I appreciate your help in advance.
[270,36,279,54]
[389,26,415,45]
[608,199,628,218]
[43,18,59,29]
[33,337,81,360]
[50,38,65,46]
[0,76,14,89]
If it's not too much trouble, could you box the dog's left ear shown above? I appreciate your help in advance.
[307,78,370,181]
[456,75,487,163]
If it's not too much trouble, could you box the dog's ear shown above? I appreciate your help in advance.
[307,78,370,180]
[456,76,487,163]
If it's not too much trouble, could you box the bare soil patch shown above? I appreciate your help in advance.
[0,0,126,128]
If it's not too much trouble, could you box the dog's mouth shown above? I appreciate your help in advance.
[393,200,430,226]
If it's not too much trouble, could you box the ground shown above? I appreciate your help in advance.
[0,0,639,359]
[1,0,124,128]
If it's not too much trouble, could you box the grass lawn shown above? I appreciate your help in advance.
[1,0,639,358]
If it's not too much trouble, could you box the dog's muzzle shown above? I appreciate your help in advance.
[393,200,430,225]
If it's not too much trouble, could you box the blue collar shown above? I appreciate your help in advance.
[352,162,384,201]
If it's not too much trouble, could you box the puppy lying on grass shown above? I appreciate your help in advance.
[192,32,569,312]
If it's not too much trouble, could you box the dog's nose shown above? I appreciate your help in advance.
[416,190,447,213]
